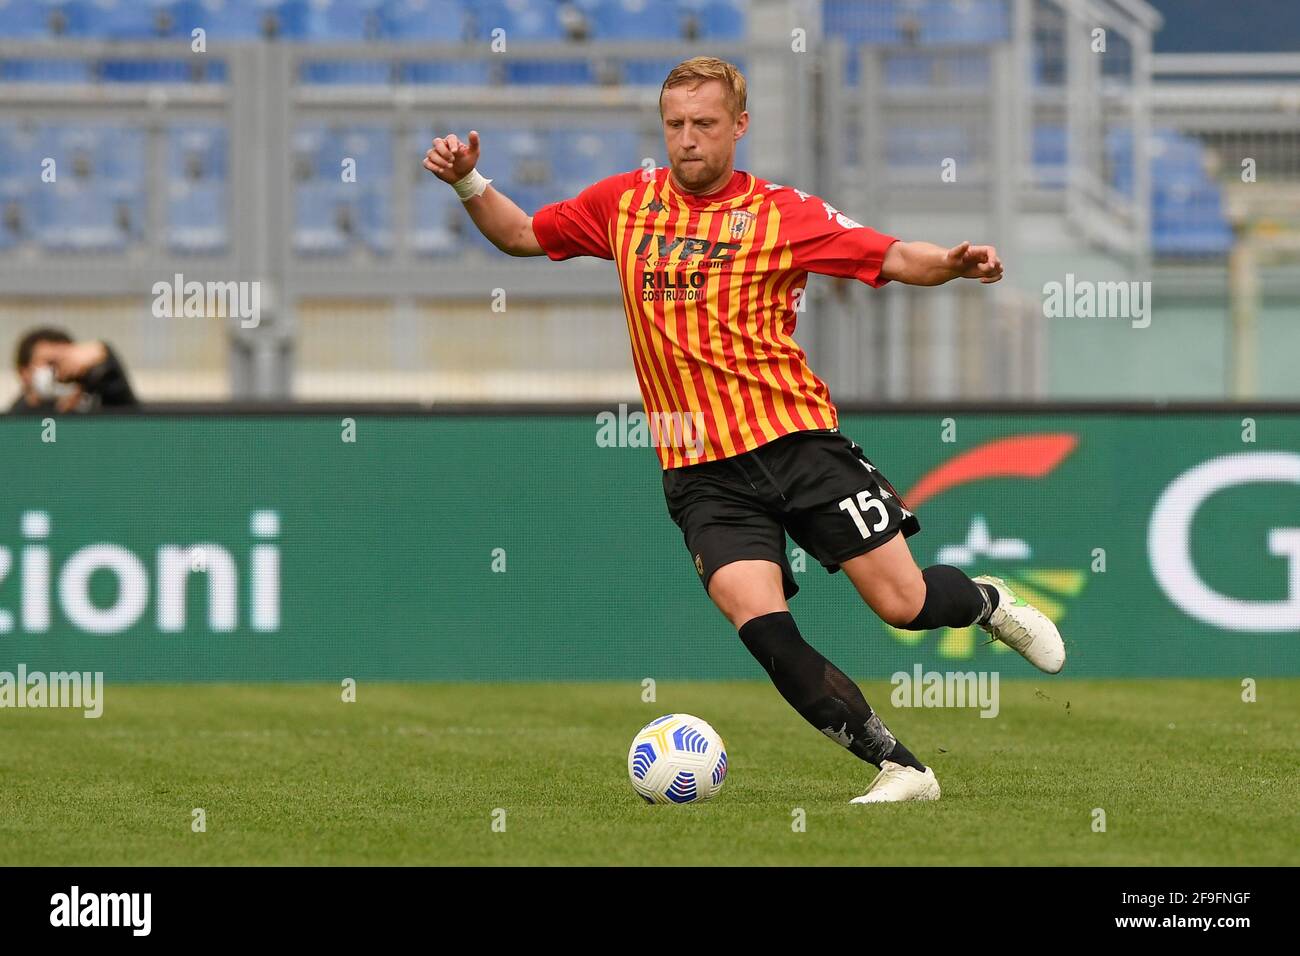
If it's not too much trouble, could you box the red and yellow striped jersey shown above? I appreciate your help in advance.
[531,166,897,469]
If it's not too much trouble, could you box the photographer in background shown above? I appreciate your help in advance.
[9,327,138,414]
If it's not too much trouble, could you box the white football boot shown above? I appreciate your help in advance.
[973,575,1066,674]
[850,760,941,804]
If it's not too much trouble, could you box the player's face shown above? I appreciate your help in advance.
[660,80,748,194]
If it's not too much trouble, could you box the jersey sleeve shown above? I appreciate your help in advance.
[773,189,898,287]
[530,170,639,261]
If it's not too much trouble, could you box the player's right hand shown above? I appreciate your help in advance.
[423,130,480,184]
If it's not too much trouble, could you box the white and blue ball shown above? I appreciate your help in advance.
[627,714,728,804]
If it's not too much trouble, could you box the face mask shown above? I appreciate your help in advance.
[31,364,77,401]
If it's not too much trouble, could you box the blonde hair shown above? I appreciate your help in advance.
[660,56,748,120]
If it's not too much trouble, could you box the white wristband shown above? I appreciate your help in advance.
[452,168,492,201]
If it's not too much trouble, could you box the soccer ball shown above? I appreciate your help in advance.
[627,714,728,804]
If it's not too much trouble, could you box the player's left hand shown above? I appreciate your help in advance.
[945,241,1003,284]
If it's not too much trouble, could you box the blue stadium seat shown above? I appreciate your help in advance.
[380,0,469,40]
[170,124,229,182]
[823,0,904,44]
[474,0,569,40]
[502,58,594,85]
[582,0,676,40]
[0,125,38,200]
[32,181,132,251]
[621,57,677,86]
[294,180,353,254]
[301,61,393,83]
[167,179,228,253]
[400,60,493,84]
[99,60,208,82]
[681,0,746,40]
[178,0,305,40]
[296,125,392,185]
[410,183,461,256]
[0,0,56,38]
[0,59,94,82]
[69,0,184,38]
[35,124,145,193]
[300,0,383,40]
[917,0,1009,44]
[550,127,640,197]
[356,186,392,254]
[1154,218,1232,257]
[299,0,390,81]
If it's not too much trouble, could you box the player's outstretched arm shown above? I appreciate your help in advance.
[422,130,545,257]
[880,240,1003,286]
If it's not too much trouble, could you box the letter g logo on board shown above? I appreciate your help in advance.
[1149,452,1300,632]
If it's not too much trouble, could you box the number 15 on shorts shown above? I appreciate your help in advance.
[838,490,889,539]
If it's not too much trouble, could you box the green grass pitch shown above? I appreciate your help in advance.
[1,679,1295,866]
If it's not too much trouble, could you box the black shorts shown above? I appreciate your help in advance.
[661,427,921,600]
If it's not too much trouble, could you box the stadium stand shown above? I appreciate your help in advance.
[0,1,1255,271]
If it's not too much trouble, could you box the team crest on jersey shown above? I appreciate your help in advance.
[727,209,755,240]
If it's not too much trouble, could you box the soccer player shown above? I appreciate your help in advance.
[423,56,1065,803]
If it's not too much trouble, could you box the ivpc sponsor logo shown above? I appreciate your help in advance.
[50,886,151,936]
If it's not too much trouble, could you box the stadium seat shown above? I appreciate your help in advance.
[380,0,470,41]
[294,180,353,254]
[0,59,94,82]
[0,125,37,200]
[300,0,383,40]
[400,61,494,84]
[169,124,229,183]
[474,0,571,41]
[356,186,392,254]
[167,179,228,253]
[410,183,461,256]
[297,0,389,79]
[681,0,747,40]
[68,0,184,38]
[0,0,56,38]
[621,57,678,86]
[31,181,132,251]
[550,127,640,197]
[916,0,1009,44]
[502,58,595,86]
[178,0,305,41]
[823,0,904,44]
[295,126,390,190]
[582,0,676,40]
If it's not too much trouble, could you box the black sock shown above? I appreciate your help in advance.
[884,740,926,773]
[903,565,999,630]
[737,611,921,770]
